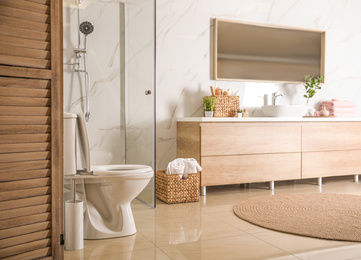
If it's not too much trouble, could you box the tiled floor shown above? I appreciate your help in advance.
[65,176,361,260]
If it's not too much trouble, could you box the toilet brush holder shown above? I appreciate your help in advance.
[65,200,83,250]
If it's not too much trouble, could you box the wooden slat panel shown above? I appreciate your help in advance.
[0,106,50,116]
[0,125,50,134]
[0,0,50,14]
[1,230,51,250]
[0,25,49,42]
[302,150,361,178]
[0,178,50,191]
[0,65,51,79]
[0,143,50,154]
[0,35,49,51]
[3,247,51,260]
[0,77,50,89]
[0,186,50,201]
[0,54,50,69]
[201,123,301,156]
[0,134,50,144]
[0,116,51,125]
[201,153,301,186]
[0,169,50,182]
[0,6,49,23]
[0,238,51,258]
[0,160,50,173]
[0,0,63,258]
[0,45,50,60]
[0,151,50,163]
[0,96,50,107]
[0,15,49,33]
[0,212,51,230]
[27,0,50,5]
[0,86,50,97]
[0,195,51,211]
[0,204,51,221]
[302,123,361,152]
[0,221,51,239]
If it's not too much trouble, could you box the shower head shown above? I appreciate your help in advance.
[79,21,94,36]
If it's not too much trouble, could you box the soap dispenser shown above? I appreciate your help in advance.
[263,94,269,106]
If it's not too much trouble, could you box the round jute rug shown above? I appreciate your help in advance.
[233,193,361,242]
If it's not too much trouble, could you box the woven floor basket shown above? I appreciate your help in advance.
[156,170,200,204]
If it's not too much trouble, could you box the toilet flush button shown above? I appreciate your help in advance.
[145,90,151,95]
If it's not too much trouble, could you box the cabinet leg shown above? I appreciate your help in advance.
[317,177,322,186]
[269,181,274,190]
[200,186,206,196]
[354,175,359,183]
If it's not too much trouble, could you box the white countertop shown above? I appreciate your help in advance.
[177,117,361,122]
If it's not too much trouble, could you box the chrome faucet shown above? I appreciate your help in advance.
[272,92,285,105]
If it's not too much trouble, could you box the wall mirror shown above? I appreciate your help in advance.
[213,18,325,83]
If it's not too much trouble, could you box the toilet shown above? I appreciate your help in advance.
[63,106,153,239]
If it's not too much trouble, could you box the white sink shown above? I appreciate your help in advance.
[261,105,307,117]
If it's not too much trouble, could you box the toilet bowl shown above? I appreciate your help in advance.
[63,106,153,239]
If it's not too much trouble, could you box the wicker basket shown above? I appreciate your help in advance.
[156,170,200,204]
[212,95,240,117]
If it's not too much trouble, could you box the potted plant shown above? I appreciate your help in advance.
[202,96,216,117]
[237,109,243,118]
[304,75,324,104]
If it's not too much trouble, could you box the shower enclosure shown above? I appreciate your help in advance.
[63,0,156,207]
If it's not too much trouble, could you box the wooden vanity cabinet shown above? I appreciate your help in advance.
[177,122,302,187]
[302,123,361,178]
[177,121,361,188]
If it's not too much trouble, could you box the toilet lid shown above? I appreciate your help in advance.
[75,105,92,173]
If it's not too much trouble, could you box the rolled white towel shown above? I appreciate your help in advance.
[166,158,185,175]
[183,158,202,173]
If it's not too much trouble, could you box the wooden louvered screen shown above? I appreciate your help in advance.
[0,0,63,259]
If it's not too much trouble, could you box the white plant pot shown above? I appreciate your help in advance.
[204,111,214,117]
[237,113,243,118]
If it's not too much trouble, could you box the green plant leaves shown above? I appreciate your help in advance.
[202,97,217,111]
[303,75,324,104]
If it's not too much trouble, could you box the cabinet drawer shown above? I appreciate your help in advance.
[201,123,301,156]
[302,150,361,178]
[201,153,301,186]
[302,123,361,152]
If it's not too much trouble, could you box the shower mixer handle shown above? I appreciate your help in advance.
[74,48,87,54]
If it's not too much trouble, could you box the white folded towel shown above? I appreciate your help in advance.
[183,158,202,173]
[166,158,202,179]
[166,158,185,175]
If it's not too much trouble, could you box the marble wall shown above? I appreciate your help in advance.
[156,0,361,169]
[63,0,125,166]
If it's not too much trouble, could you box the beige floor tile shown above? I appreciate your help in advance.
[295,244,361,260]
[207,209,264,232]
[159,234,294,260]
[64,233,155,259]
[253,229,361,259]
[81,248,172,260]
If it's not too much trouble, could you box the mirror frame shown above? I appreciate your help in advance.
[213,18,325,83]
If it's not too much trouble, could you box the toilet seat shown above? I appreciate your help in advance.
[92,164,153,179]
